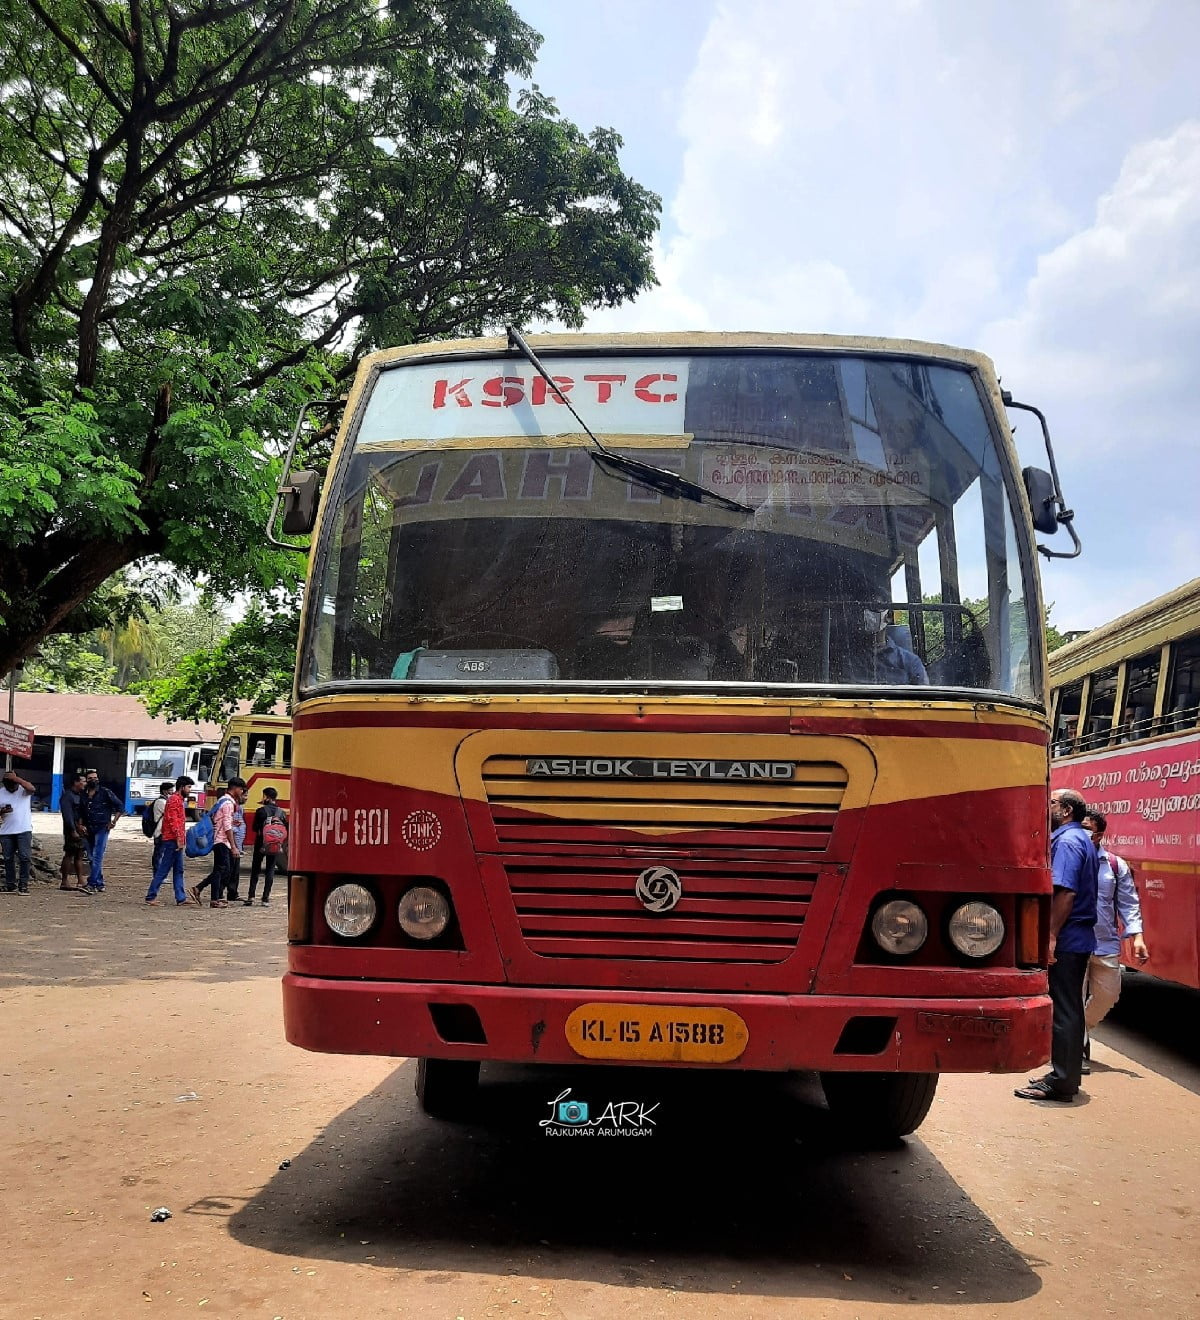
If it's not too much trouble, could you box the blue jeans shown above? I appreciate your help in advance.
[146,840,187,903]
[87,828,111,889]
[1,831,32,890]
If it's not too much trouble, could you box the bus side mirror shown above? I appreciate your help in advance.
[1022,467,1059,535]
[281,470,320,535]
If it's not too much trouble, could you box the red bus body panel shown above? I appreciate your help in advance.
[1053,729,1200,990]
[285,699,1053,1072]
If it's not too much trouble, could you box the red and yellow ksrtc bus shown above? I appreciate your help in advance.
[1050,576,1200,990]
[205,712,292,850]
[276,332,1077,1139]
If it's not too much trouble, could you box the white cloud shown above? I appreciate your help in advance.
[583,0,1200,629]
[980,120,1200,629]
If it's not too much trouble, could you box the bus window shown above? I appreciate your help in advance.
[220,736,241,782]
[1120,651,1160,742]
[1052,680,1082,756]
[281,735,292,767]
[1081,666,1118,751]
[197,747,217,784]
[247,734,276,766]
[1166,634,1200,731]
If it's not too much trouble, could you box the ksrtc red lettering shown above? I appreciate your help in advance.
[531,376,573,405]
[634,373,678,403]
[582,374,627,403]
[432,378,473,408]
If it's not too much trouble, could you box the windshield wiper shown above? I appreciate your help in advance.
[505,325,751,515]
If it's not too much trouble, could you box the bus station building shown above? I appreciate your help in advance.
[7,692,224,813]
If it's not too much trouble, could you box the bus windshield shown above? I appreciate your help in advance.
[305,351,1038,698]
[132,747,186,780]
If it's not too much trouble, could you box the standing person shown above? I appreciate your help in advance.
[245,787,287,906]
[1081,810,1150,1069]
[59,770,91,892]
[225,789,247,903]
[1015,788,1099,1104]
[149,781,173,881]
[145,776,196,906]
[0,766,36,895]
[80,768,123,893]
[193,777,245,908]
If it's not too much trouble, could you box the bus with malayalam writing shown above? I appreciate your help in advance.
[272,330,1081,1140]
[1049,576,1200,990]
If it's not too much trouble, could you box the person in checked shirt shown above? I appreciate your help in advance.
[144,776,197,906]
[1080,810,1149,1071]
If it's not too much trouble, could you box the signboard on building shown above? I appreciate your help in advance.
[0,720,35,759]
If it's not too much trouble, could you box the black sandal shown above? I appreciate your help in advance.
[1014,1079,1073,1102]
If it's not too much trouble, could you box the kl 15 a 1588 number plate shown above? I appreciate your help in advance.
[565,1004,748,1063]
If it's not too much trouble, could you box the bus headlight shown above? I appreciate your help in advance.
[948,902,1005,958]
[870,899,929,956]
[398,885,451,940]
[324,883,377,939]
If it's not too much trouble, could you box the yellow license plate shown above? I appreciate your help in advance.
[565,1004,748,1063]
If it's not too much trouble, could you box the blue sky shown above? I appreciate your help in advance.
[513,0,1200,632]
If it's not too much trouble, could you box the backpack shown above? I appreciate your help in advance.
[142,796,167,839]
[261,807,288,856]
[185,801,222,858]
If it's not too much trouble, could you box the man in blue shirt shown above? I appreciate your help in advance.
[1015,787,1099,1103]
[80,769,123,893]
[848,611,930,685]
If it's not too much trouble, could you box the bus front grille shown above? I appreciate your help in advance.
[502,856,819,963]
[480,756,848,855]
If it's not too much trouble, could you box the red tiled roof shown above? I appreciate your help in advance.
[8,692,270,742]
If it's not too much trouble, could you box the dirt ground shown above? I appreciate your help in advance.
[1,815,1198,1320]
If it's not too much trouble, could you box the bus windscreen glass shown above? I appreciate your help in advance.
[304,353,1038,697]
[132,747,186,780]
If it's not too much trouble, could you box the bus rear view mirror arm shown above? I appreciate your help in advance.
[1004,390,1082,559]
[266,396,342,547]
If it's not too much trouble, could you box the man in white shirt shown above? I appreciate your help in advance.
[0,766,37,894]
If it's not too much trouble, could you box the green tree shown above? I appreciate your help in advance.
[0,0,659,675]
[20,634,120,693]
[143,594,297,722]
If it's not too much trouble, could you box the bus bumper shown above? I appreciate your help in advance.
[282,974,1051,1073]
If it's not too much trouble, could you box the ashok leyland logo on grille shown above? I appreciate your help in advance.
[635,865,682,913]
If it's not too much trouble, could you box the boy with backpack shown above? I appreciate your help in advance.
[245,787,288,906]
[190,777,246,908]
[144,781,174,879]
[1081,810,1150,1068]
[145,776,197,905]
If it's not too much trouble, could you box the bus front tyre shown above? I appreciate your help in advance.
[414,1058,480,1120]
[819,1071,939,1143]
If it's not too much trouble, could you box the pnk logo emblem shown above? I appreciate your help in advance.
[401,809,441,851]
[635,865,682,913]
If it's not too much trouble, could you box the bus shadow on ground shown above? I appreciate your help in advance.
[227,1062,1040,1305]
